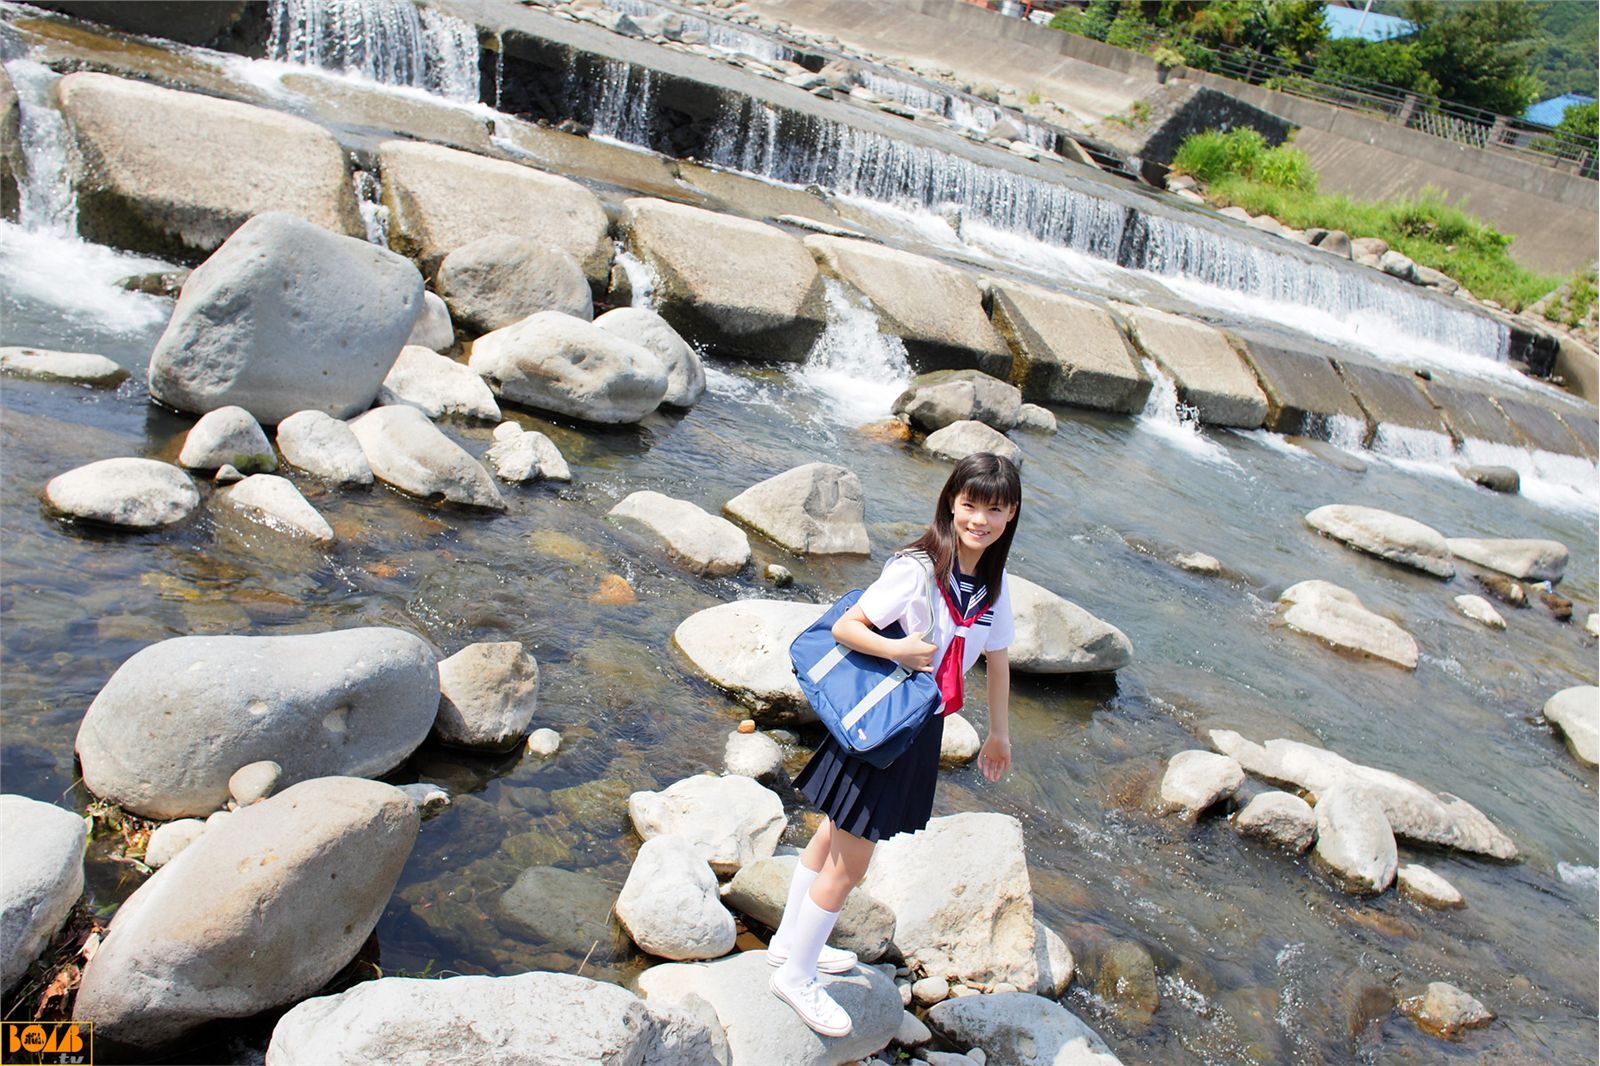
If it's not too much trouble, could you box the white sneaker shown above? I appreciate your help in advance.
[765,939,858,974]
[770,972,853,1037]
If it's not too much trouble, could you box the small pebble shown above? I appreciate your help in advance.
[399,782,450,812]
[205,810,231,829]
[950,983,981,997]
[912,975,949,1006]
[590,574,637,605]
[898,981,912,1007]
[228,760,283,806]
[737,719,756,734]
[214,464,245,484]
[766,563,793,587]
[527,728,561,756]
[144,818,206,868]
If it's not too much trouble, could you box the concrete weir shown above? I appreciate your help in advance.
[1419,381,1528,450]
[1235,341,1369,444]
[1332,360,1452,453]
[988,281,1150,414]
[1493,396,1590,459]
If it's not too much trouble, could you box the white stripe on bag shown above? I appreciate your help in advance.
[806,645,848,683]
[840,666,910,731]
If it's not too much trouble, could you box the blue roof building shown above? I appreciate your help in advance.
[1322,5,1414,42]
[1525,93,1596,128]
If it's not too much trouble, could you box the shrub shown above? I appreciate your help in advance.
[1171,127,1315,191]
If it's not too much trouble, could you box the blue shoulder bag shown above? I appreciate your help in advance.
[789,552,942,769]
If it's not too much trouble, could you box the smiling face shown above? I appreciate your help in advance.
[952,491,1017,564]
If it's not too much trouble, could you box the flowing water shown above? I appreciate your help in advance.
[1,9,1596,1065]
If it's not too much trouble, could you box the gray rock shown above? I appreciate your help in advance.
[1542,686,1598,767]
[1007,575,1132,674]
[724,730,784,780]
[1173,551,1222,575]
[0,795,86,990]
[1279,580,1418,670]
[178,406,276,473]
[348,405,506,510]
[76,628,439,818]
[213,464,244,484]
[672,599,828,720]
[526,728,561,756]
[222,474,334,543]
[1015,403,1058,433]
[1412,264,1459,293]
[378,346,500,421]
[1397,863,1464,909]
[435,642,539,753]
[485,425,571,483]
[1,345,128,386]
[406,290,455,351]
[863,812,1037,988]
[1445,537,1568,583]
[228,761,282,806]
[1351,237,1389,259]
[469,311,667,424]
[74,777,418,1052]
[45,457,199,530]
[610,490,751,576]
[1157,750,1245,820]
[637,950,901,1066]
[148,212,423,424]
[1094,940,1160,1026]
[435,234,592,334]
[1312,787,1399,895]
[617,837,737,961]
[912,976,950,1007]
[1452,594,1505,629]
[926,992,1122,1065]
[724,463,870,555]
[497,867,625,960]
[724,854,896,962]
[628,775,785,875]
[1400,982,1494,1039]
[274,410,373,485]
[1318,230,1352,258]
[593,307,706,408]
[1305,504,1454,578]
[939,713,981,767]
[1379,250,1417,282]
[1034,921,1075,998]
[924,420,1022,466]
[1458,465,1519,493]
[1231,791,1316,853]
[893,370,1022,432]
[896,1009,932,1047]
[143,819,205,869]
[267,972,724,1066]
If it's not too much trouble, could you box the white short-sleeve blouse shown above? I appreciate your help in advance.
[856,553,1013,679]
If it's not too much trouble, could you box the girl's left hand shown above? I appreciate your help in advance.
[978,734,1011,782]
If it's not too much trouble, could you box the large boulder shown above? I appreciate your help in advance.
[348,405,506,510]
[923,420,1022,466]
[468,311,667,425]
[378,140,611,282]
[1007,575,1133,674]
[147,212,423,424]
[274,410,373,485]
[1115,304,1267,428]
[434,642,539,753]
[925,993,1122,1065]
[407,291,455,351]
[609,491,751,576]
[862,812,1038,988]
[1210,729,1517,860]
[673,600,827,721]
[724,464,869,555]
[724,855,896,962]
[1,796,86,991]
[73,778,418,1053]
[1312,786,1398,895]
[485,424,570,483]
[378,346,501,422]
[76,629,440,819]
[621,198,827,362]
[497,867,626,962]
[57,72,361,257]
[989,281,1150,413]
[44,457,198,530]
[806,236,1010,377]
[1278,580,1418,669]
[616,836,737,961]
[1542,686,1598,767]
[1305,505,1454,578]
[892,369,1022,432]
[221,474,334,543]
[435,234,592,333]
[1444,537,1568,583]
[178,406,276,473]
[266,972,725,1066]
[593,307,706,408]
[637,950,900,1066]
[627,775,786,875]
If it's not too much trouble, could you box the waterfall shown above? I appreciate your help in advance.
[795,279,913,423]
[589,60,656,145]
[858,71,1057,148]
[265,0,479,103]
[7,59,77,234]
[602,0,794,64]
[352,170,389,247]
[1136,358,1236,465]
[612,244,658,308]
[1369,423,1455,464]
[1315,413,1369,453]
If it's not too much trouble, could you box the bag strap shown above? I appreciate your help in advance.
[897,550,941,640]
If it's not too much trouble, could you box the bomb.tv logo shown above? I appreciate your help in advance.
[1,1022,91,1065]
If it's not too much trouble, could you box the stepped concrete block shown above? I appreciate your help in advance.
[276,72,493,155]
[621,198,826,363]
[806,235,1011,378]
[989,281,1150,413]
[1333,360,1451,440]
[57,72,362,258]
[1556,408,1598,460]
[500,115,695,204]
[1419,381,1523,448]
[378,140,611,283]
[1114,304,1266,428]
[1236,341,1369,441]
[1492,395,1589,458]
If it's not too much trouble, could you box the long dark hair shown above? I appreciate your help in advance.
[905,452,1022,613]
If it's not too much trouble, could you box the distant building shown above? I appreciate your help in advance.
[1322,3,1414,42]
[1525,93,1596,128]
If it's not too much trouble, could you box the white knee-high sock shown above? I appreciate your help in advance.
[775,895,841,986]
[771,861,820,947]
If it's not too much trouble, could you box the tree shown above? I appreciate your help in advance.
[1400,0,1544,115]
[1313,38,1439,97]
[1556,100,1597,141]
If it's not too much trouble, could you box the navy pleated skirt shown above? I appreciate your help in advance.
[794,710,944,842]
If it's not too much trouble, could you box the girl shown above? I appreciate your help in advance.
[768,452,1021,1037]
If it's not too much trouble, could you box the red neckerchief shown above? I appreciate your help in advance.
[933,575,987,716]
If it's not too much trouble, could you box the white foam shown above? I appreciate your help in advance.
[1136,360,1239,467]
[1458,439,1599,514]
[1558,863,1598,891]
[611,244,658,309]
[1370,424,1456,464]
[792,279,913,424]
[0,223,175,337]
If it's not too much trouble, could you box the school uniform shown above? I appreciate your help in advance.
[795,553,1014,842]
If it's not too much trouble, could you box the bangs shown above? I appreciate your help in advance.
[954,464,1021,509]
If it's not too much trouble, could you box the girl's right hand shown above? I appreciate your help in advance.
[891,632,937,672]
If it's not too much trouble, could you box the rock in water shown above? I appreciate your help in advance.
[610,491,751,576]
[1034,921,1076,998]
[1006,575,1133,674]
[1312,787,1398,895]
[924,420,1023,466]
[0,345,128,386]
[672,599,827,720]
[267,972,724,1066]
[593,306,706,408]
[347,405,506,510]
[178,406,276,473]
[73,778,418,1054]
[892,369,1023,432]
[274,410,373,485]
[1400,982,1494,1039]
[496,867,626,961]
[723,854,896,961]
[1231,791,1316,853]
[222,475,334,543]
[724,463,870,555]
[637,950,899,1066]
[1458,465,1519,494]
[148,212,423,424]
[468,311,667,424]
[1542,686,1599,767]
[1279,580,1418,669]
[863,812,1038,988]
[434,642,539,753]
[723,730,783,780]
[1094,941,1160,1027]
[76,628,439,818]
[925,993,1122,1065]
[628,776,785,875]
[378,345,501,422]
[1445,537,1568,583]
[485,425,570,483]
[939,713,981,767]
[407,291,455,351]
[1304,505,1454,578]
[0,795,86,991]
[616,837,737,961]
[1452,594,1505,629]
[1157,750,1245,820]
[45,457,199,530]
[1397,864,1464,909]
[435,234,593,333]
